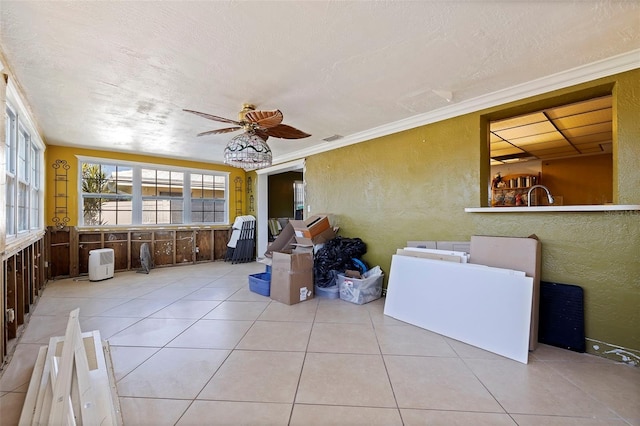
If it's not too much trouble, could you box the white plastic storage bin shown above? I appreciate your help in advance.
[337,268,383,305]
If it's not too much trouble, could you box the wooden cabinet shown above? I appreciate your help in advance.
[491,174,540,207]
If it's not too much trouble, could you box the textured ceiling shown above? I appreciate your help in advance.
[1,1,639,167]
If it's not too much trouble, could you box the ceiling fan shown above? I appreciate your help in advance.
[183,104,311,171]
[183,103,311,141]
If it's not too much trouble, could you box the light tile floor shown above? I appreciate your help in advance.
[0,261,638,425]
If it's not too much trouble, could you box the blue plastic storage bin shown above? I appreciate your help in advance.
[249,272,271,296]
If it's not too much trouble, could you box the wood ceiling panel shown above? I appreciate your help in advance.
[490,141,516,150]
[545,95,612,119]
[552,109,612,130]
[489,95,612,162]
[506,131,565,146]
[491,147,526,157]
[490,112,547,132]
[519,140,572,151]
[489,132,504,142]
[493,121,557,140]
[562,123,612,138]
[573,142,609,152]
[580,147,607,154]
[569,133,612,145]
[534,147,580,158]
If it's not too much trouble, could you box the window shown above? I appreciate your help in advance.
[30,144,40,229]
[487,93,613,207]
[5,107,16,235]
[142,168,184,225]
[79,158,228,226]
[81,163,133,225]
[5,103,43,236]
[191,173,226,223]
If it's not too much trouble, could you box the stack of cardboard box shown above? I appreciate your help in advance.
[264,215,335,305]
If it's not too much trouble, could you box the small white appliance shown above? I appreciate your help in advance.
[88,248,115,281]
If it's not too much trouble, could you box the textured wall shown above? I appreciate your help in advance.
[305,69,640,363]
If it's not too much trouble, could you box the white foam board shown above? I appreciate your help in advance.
[384,255,533,364]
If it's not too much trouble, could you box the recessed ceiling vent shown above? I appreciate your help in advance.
[322,134,343,142]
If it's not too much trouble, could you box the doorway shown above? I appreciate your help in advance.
[255,159,305,258]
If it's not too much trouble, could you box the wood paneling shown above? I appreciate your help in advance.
[176,231,195,264]
[79,233,102,275]
[15,252,25,326]
[214,229,232,260]
[195,230,213,262]
[131,232,152,271]
[153,231,175,267]
[2,236,45,362]
[49,228,70,278]
[47,226,232,278]
[5,256,17,339]
[104,232,129,271]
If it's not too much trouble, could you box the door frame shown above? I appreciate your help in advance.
[255,158,305,259]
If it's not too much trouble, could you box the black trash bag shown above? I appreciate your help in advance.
[314,237,367,288]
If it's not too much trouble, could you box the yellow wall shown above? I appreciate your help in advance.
[44,146,246,227]
[246,170,258,217]
[304,69,640,363]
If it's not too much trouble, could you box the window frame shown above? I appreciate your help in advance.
[481,85,615,209]
[190,173,227,224]
[77,156,229,227]
[5,85,45,240]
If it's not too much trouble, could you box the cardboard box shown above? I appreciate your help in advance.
[264,215,336,257]
[295,226,336,248]
[289,215,335,246]
[291,215,330,238]
[264,222,296,258]
[469,235,541,351]
[270,251,314,305]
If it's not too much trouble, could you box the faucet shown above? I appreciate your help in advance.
[527,185,554,206]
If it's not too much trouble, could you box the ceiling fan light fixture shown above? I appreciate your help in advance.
[223,132,272,171]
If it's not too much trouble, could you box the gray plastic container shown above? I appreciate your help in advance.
[337,271,383,304]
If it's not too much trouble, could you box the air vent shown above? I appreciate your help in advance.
[322,134,343,142]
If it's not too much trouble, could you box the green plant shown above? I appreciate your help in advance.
[82,163,107,225]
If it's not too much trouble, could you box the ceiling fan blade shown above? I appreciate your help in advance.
[255,130,270,141]
[197,127,241,137]
[244,110,284,128]
[266,124,311,139]
[183,109,242,126]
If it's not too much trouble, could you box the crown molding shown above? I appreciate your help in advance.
[255,158,305,175]
[274,49,640,165]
